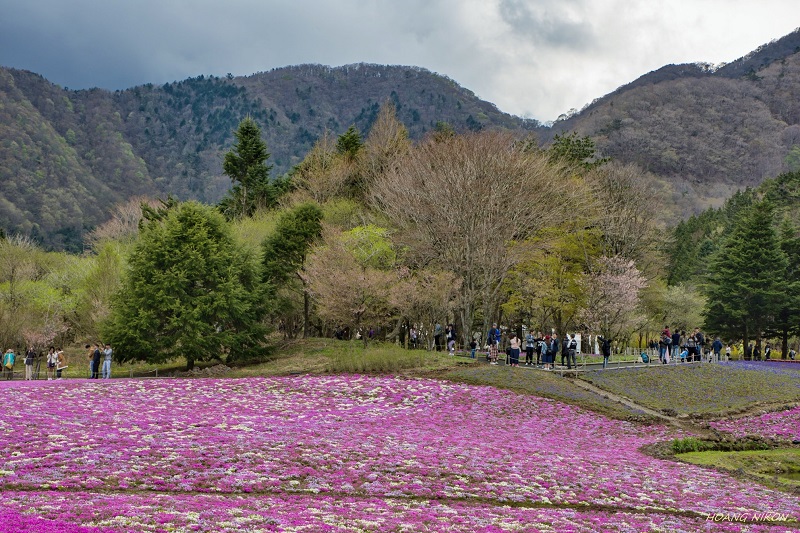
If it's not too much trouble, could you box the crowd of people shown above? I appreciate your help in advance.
[1,343,113,381]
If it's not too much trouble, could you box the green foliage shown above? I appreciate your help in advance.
[548,132,609,170]
[335,125,363,161]
[262,203,323,284]
[671,437,716,454]
[704,200,788,344]
[341,225,396,269]
[102,201,268,369]
[220,117,280,219]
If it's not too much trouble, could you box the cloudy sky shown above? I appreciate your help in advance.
[1,0,797,122]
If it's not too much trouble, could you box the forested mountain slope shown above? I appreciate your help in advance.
[1,29,799,250]
[551,29,800,212]
[0,64,534,250]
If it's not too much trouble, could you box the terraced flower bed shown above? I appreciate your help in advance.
[1,376,798,531]
[710,404,800,441]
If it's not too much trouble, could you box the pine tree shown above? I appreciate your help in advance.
[220,117,277,218]
[103,202,267,369]
[704,200,788,352]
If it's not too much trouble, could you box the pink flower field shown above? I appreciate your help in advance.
[0,375,797,532]
[710,405,800,441]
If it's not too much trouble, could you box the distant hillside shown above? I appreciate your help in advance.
[0,64,537,250]
[2,28,800,250]
[551,28,800,213]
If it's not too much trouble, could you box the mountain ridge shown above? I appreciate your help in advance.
[2,28,800,249]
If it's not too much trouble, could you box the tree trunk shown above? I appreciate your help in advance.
[303,287,310,339]
[186,356,195,371]
[781,326,789,359]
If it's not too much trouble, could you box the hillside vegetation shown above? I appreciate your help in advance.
[1,29,800,249]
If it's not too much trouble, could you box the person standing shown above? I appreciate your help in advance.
[446,324,456,355]
[599,336,612,369]
[488,323,501,348]
[524,329,535,366]
[3,348,15,380]
[508,333,521,367]
[56,349,67,379]
[102,344,113,379]
[659,326,671,364]
[567,334,578,369]
[469,338,477,359]
[46,347,58,381]
[560,334,570,367]
[671,330,681,361]
[712,337,723,362]
[434,323,443,352]
[24,346,36,380]
[91,344,102,379]
[488,341,499,365]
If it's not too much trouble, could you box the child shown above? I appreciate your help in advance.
[679,347,688,363]
[488,343,498,365]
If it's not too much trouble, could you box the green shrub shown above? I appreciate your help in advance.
[671,437,716,454]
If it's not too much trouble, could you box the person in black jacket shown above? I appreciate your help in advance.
[91,344,102,379]
[598,335,612,369]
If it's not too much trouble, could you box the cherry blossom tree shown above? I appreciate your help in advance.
[578,255,647,344]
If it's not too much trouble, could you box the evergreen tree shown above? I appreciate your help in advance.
[103,201,267,369]
[548,132,609,170]
[704,200,788,351]
[220,117,280,219]
[766,217,800,357]
[262,203,323,338]
[336,125,363,161]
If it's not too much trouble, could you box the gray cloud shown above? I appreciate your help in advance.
[1,0,798,121]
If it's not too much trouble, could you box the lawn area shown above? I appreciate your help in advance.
[677,448,800,492]
[444,364,655,422]
[579,361,800,417]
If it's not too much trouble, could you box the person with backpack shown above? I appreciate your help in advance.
[3,348,15,380]
[566,334,578,369]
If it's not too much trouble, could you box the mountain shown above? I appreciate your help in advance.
[1,28,800,250]
[550,28,800,212]
[0,64,538,250]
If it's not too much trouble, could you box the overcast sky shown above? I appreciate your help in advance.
[1,0,797,122]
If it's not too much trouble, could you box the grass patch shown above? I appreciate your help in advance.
[325,342,459,373]
[221,338,471,377]
[580,363,800,417]
[445,364,656,422]
[678,447,800,491]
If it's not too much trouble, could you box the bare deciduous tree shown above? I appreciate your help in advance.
[304,226,395,343]
[371,131,573,343]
